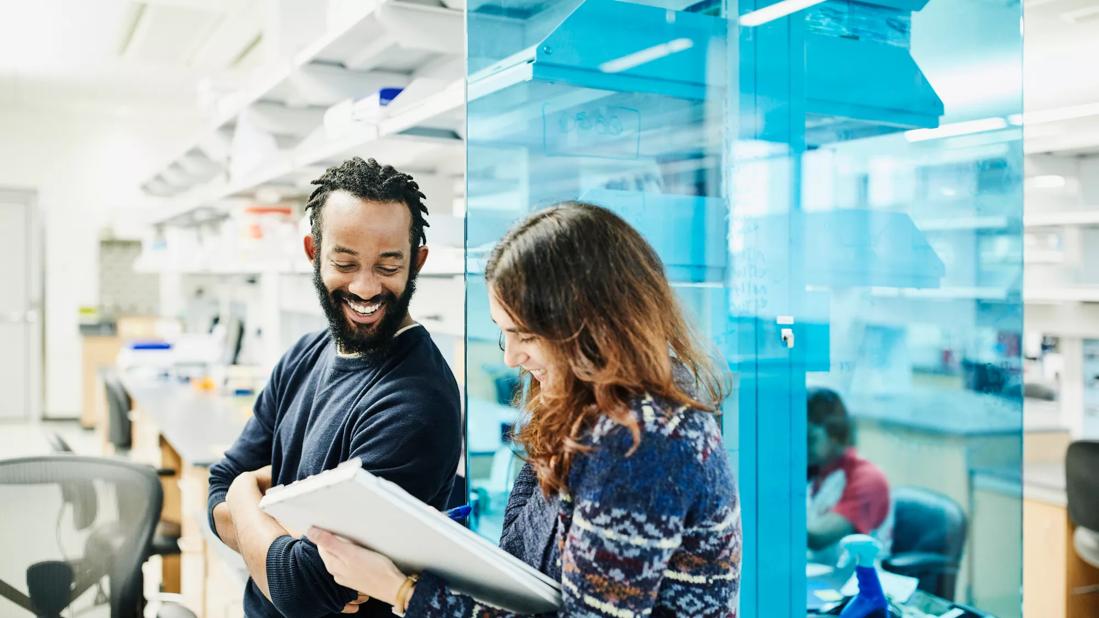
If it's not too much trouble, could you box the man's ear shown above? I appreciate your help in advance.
[304,234,317,263]
[412,245,429,275]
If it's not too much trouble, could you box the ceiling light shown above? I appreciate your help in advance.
[740,0,827,27]
[599,38,693,74]
[1019,102,1099,125]
[1026,175,1066,189]
[904,117,1010,142]
[1062,5,1099,22]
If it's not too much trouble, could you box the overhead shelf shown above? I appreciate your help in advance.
[870,286,1015,301]
[1025,287,1099,304]
[1024,210,1099,228]
[142,0,464,224]
[916,215,1015,232]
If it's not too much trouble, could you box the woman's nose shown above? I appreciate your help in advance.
[503,342,526,368]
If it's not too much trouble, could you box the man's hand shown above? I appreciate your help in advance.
[227,466,291,603]
[214,466,273,553]
[254,465,274,494]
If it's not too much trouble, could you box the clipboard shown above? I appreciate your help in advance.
[259,459,562,614]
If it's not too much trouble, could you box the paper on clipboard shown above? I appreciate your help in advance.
[259,459,561,614]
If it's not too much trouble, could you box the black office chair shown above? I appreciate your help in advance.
[1066,441,1099,595]
[0,455,161,618]
[882,486,967,601]
[100,371,184,599]
[44,432,73,454]
[102,370,133,451]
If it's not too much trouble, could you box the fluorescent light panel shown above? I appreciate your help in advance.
[740,0,827,27]
[1063,5,1099,22]
[905,117,1010,142]
[1018,102,1099,125]
[1026,175,1066,189]
[599,38,693,74]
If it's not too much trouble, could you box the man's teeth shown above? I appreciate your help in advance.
[346,299,381,315]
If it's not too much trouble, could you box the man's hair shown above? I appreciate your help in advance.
[807,387,853,446]
[304,157,429,252]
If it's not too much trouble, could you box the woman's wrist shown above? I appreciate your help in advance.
[382,569,407,606]
[391,573,420,615]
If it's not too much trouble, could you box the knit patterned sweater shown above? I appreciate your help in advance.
[405,392,742,617]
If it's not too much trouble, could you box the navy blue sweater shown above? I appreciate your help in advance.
[207,325,462,618]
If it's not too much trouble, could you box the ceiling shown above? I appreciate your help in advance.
[1022,0,1099,155]
[0,0,1096,153]
[0,0,264,118]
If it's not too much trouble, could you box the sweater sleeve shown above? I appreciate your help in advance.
[263,374,463,617]
[206,362,281,540]
[404,424,695,618]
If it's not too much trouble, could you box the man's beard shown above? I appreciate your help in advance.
[313,261,417,356]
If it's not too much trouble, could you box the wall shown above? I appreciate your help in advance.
[0,103,200,417]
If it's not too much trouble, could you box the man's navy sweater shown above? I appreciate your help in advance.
[207,325,462,618]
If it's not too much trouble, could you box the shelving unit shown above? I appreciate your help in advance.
[142,0,465,226]
[1024,209,1099,228]
[1026,287,1099,304]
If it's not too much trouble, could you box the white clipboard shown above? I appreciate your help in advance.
[259,459,562,614]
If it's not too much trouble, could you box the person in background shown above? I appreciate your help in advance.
[807,387,892,565]
[206,157,462,618]
[311,201,742,616]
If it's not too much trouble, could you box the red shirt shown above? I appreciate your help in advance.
[811,448,891,534]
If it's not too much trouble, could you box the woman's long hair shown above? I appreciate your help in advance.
[485,201,728,496]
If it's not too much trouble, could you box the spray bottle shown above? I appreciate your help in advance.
[837,534,888,618]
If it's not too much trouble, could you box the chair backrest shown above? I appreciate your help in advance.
[44,433,72,454]
[0,456,162,618]
[102,371,133,450]
[1067,441,1099,532]
[891,486,967,560]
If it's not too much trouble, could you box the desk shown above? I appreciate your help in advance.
[849,389,1022,609]
[1021,461,1099,618]
[121,373,249,617]
[806,564,991,617]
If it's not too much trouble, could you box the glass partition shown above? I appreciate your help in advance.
[464,1,1023,615]
[464,0,733,543]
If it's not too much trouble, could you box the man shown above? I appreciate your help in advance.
[207,157,462,617]
[806,387,892,566]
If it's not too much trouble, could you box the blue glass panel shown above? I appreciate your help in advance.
[464,0,1022,615]
[465,0,734,544]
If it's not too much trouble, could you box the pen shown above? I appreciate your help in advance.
[445,504,472,522]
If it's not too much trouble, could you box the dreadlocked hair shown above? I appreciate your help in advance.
[304,157,430,251]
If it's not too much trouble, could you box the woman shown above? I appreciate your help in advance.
[311,202,741,616]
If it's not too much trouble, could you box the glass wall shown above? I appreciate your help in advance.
[463,0,733,544]
[464,1,1023,616]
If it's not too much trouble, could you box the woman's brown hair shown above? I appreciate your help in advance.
[485,201,728,496]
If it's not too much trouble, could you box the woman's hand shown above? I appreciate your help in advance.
[310,527,409,607]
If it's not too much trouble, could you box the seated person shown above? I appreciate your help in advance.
[807,387,891,565]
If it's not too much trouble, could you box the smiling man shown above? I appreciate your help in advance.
[207,157,462,618]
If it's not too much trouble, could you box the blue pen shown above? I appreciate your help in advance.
[445,504,472,522]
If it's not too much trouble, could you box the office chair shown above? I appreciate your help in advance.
[102,371,186,603]
[0,455,161,618]
[882,486,967,601]
[102,370,133,451]
[44,432,73,454]
[1066,441,1099,595]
